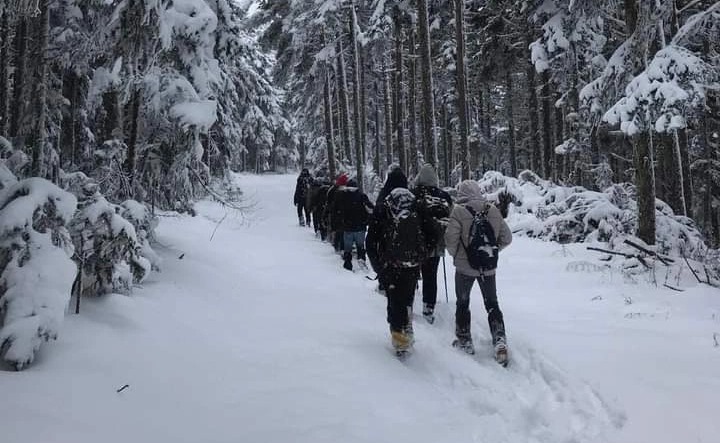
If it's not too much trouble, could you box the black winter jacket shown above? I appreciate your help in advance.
[334,187,374,232]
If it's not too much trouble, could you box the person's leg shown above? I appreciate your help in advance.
[296,204,304,225]
[477,275,506,346]
[386,268,418,350]
[342,231,354,270]
[421,256,440,311]
[454,272,475,341]
[356,229,367,261]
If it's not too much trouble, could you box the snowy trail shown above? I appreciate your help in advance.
[2,174,719,443]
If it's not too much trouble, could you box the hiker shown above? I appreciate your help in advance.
[325,173,349,253]
[334,178,374,271]
[366,168,433,356]
[293,168,313,226]
[308,177,331,240]
[412,164,453,324]
[369,167,408,292]
[444,179,512,365]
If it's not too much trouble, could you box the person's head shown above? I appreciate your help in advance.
[347,178,358,188]
[301,168,310,176]
[384,167,408,192]
[415,164,439,188]
[336,173,349,186]
[456,180,485,204]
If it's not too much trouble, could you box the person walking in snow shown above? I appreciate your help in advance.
[368,167,409,293]
[412,164,452,324]
[444,180,512,365]
[293,168,313,226]
[325,173,349,253]
[308,177,331,240]
[366,168,433,356]
[334,178,374,271]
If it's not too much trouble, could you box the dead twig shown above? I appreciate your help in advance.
[623,239,674,265]
[684,256,703,284]
[663,283,684,292]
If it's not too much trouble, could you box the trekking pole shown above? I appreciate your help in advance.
[442,255,449,303]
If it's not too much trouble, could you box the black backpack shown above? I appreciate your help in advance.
[382,189,426,267]
[461,205,499,272]
[415,188,451,250]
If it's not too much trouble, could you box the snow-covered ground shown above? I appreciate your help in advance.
[2,174,719,443]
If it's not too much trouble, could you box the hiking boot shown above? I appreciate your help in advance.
[422,303,435,324]
[298,217,305,226]
[452,337,475,355]
[391,330,412,352]
[494,337,508,367]
[342,252,353,271]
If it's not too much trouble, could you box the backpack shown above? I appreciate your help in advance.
[344,189,370,228]
[382,189,426,267]
[461,205,499,272]
[415,187,451,252]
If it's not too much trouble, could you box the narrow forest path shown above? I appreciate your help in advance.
[3,174,719,443]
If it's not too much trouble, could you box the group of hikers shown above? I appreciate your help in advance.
[293,165,512,365]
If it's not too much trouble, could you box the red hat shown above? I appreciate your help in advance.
[336,174,349,186]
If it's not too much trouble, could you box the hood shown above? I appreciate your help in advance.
[456,180,486,204]
[415,164,439,188]
[383,167,408,193]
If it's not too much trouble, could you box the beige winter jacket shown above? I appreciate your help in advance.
[444,180,512,277]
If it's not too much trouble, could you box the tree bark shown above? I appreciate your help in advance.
[125,87,141,197]
[393,10,406,174]
[32,0,50,178]
[506,71,517,177]
[383,65,393,172]
[374,81,381,175]
[0,10,9,137]
[407,27,418,175]
[10,16,28,138]
[324,72,337,178]
[633,132,656,245]
[541,71,553,179]
[526,33,540,174]
[416,0,437,166]
[443,103,453,186]
[554,90,564,180]
[336,39,353,163]
[350,4,364,190]
[454,0,470,180]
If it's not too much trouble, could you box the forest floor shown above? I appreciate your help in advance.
[1,174,719,443]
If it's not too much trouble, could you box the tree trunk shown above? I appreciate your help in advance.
[0,10,9,137]
[374,81,381,175]
[32,0,50,177]
[416,0,437,165]
[506,72,517,177]
[443,103,453,186]
[526,33,540,174]
[336,39,352,163]
[675,128,691,215]
[360,48,367,163]
[324,72,337,178]
[393,10,406,174]
[125,87,141,197]
[634,132,656,245]
[554,90,564,180]
[10,16,28,138]
[407,28,418,175]
[454,0,470,180]
[541,71,553,179]
[350,4,364,190]
[383,65,393,172]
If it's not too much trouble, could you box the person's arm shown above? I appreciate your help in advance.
[444,206,462,258]
[488,205,512,250]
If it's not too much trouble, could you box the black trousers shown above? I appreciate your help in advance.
[296,204,310,223]
[454,272,505,344]
[420,256,441,308]
[386,267,420,332]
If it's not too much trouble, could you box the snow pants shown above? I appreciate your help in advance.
[386,267,420,333]
[420,256,441,308]
[454,272,505,345]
